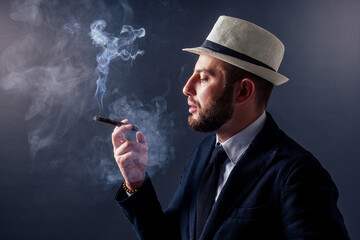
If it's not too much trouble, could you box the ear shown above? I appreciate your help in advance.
[234,78,255,104]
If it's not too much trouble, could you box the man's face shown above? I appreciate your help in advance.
[183,54,235,132]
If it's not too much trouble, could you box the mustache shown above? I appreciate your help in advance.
[188,97,201,108]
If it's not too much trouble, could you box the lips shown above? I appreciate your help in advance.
[188,101,199,114]
[189,106,197,113]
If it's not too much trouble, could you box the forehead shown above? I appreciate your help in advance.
[194,54,229,75]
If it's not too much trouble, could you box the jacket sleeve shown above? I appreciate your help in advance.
[115,176,182,240]
[281,156,350,240]
[115,135,214,240]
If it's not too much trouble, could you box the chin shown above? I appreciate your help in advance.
[188,116,196,126]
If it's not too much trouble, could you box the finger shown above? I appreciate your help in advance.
[115,140,147,157]
[114,141,134,156]
[112,124,132,149]
[121,119,129,124]
[136,131,147,145]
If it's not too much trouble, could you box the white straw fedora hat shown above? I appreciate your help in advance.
[183,16,288,85]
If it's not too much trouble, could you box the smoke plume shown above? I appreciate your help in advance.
[0,0,175,186]
[90,19,145,108]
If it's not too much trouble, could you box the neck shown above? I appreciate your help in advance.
[216,108,264,143]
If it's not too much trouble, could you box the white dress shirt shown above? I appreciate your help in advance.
[214,111,266,201]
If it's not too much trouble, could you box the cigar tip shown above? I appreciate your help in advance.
[132,124,139,131]
[93,116,101,121]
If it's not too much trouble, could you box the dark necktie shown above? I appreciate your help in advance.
[195,145,228,240]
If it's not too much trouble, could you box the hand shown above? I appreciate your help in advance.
[112,119,148,190]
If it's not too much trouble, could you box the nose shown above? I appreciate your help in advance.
[183,74,196,96]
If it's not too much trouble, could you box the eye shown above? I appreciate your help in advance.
[200,73,208,82]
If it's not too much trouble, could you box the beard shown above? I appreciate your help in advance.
[188,82,234,132]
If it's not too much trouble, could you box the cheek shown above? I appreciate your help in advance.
[199,86,222,101]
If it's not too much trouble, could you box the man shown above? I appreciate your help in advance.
[112,16,349,239]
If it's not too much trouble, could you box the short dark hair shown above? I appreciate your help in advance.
[224,64,274,108]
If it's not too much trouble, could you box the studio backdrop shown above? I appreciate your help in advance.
[0,0,359,239]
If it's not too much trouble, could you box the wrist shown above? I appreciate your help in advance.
[123,179,145,193]
[122,182,138,194]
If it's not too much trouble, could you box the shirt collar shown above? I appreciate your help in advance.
[216,111,267,164]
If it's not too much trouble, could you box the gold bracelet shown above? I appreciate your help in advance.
[122,182,138,194]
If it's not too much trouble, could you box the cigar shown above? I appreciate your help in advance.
[93,116,139,131]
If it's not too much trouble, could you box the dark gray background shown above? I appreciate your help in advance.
[0,0,359,239]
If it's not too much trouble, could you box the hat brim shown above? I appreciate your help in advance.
[183,47,288,86]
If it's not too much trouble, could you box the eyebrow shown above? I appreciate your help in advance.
[193,68,215,76]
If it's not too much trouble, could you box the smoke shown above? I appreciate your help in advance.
[1,0,95,158]
[90,19,145,108]
[63,17,81,35]
[0,0,176,186]
[10,0,43,27]
[87,92,175,185]
[109,93,175,177]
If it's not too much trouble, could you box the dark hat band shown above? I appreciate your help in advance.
[201,40,276,72]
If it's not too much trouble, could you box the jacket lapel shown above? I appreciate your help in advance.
[200,113,281,240]
[187,135,216,240]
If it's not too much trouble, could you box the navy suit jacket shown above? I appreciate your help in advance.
[116,113,349,240]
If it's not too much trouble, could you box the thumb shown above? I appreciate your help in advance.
[136,131,147,145]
